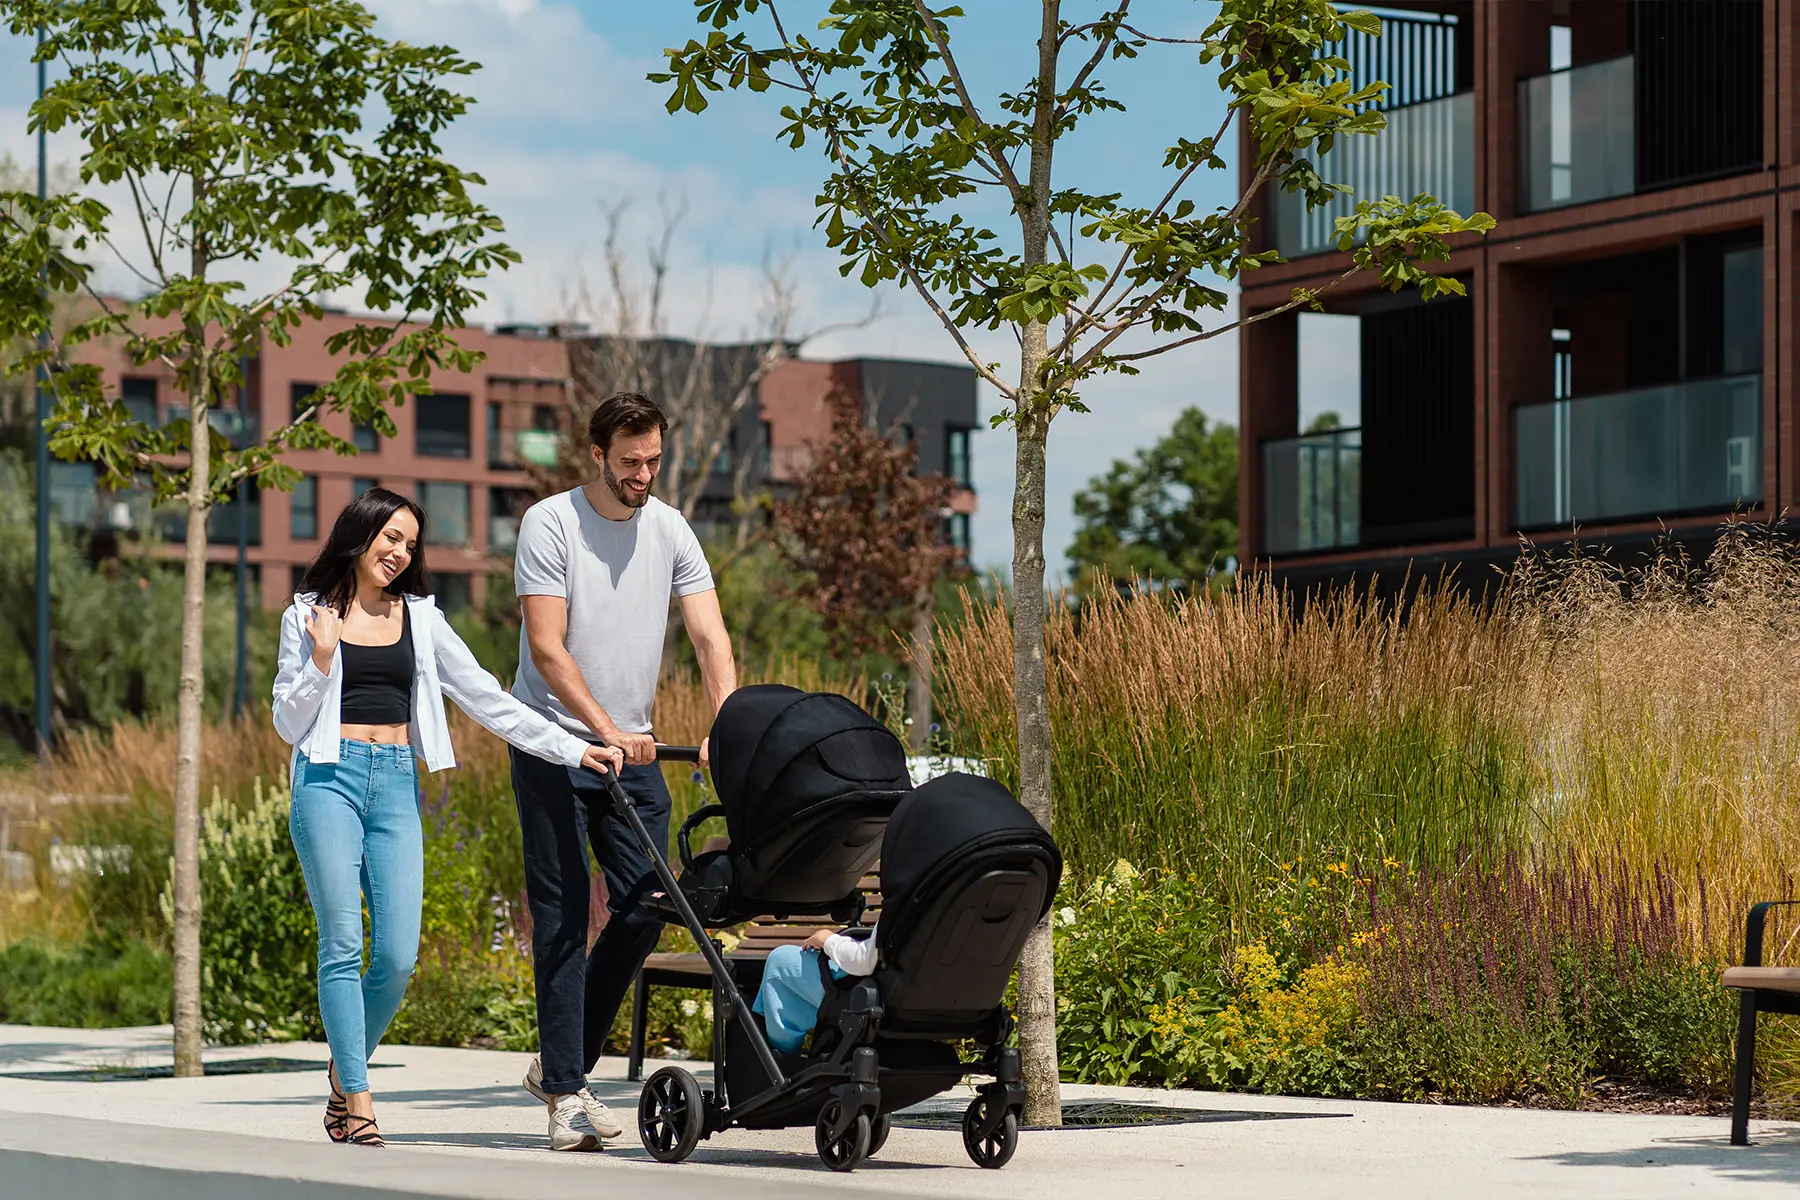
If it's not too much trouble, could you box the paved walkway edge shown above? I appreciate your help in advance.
[0,1111,906,1200]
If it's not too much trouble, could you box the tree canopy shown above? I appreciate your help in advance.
[1068,407,1237,591]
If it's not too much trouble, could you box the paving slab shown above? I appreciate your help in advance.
[0,1024,1796,1200]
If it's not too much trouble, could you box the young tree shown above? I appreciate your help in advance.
[539,195,878,530]
[1069,407,1238,592]
[656,0,1492,1121]
[773,386,958,736]
[0,0,516,1075]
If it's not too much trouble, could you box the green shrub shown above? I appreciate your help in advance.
[0,933,171,1026]
[163,780,319,1044]
[1053,862,1234,1086]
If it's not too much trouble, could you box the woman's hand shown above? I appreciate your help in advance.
[803,928,834,952]
[304,604,343,672]
[699,736,710,771]
[581,743,625,777]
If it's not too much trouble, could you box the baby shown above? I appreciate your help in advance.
[752,923,879,1054]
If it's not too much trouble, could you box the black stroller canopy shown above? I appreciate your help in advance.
[709,684,910,838]
[878,772,1061,921]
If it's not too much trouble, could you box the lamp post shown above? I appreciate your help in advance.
[33,25,51,763]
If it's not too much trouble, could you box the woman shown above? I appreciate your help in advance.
[273,487,622,1148]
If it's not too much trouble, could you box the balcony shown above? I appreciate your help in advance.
[1514,375,1761,529]
[1518,57,1635,212]
[1263,428,1361,556]
[1274,91,1473,259]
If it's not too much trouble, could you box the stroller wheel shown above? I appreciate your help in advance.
[961,1097,1019,1169]
[814,1099,872,1172]
[867,1112,892,1157]
[637,1066,705,1163]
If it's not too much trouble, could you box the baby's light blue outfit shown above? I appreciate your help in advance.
[752,928,879,1054]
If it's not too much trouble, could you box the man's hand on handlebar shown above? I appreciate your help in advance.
[699,736,710,771]
[609,731,657,766]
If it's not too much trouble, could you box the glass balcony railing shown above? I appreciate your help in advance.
[1263,428,1361,556]
[1275,92,1473,259]
[1519,56,1635,213]
[1514,374,1761,529]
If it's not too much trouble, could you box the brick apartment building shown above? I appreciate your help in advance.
[1240,0,1797,591]
[46,316,978,610]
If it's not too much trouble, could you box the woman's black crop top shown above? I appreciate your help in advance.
[339,603,414,725]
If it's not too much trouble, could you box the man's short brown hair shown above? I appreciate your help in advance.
[588,392,668,453]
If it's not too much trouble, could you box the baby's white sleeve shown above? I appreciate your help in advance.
[822,930,879,976]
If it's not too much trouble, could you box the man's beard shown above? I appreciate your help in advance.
[603,457,652,509]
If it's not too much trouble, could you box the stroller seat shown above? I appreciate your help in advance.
[814,772,1062,1045]
[663,684,912,928]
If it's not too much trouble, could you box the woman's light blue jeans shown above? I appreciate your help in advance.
[289,741,423,1094]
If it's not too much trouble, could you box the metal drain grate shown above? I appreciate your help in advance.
[890,1099,1350,1132]
[1,1057,399,1083]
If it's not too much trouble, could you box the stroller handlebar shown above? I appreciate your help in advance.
[653,743,703,763]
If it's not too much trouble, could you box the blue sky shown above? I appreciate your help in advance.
[1,2,1359,578]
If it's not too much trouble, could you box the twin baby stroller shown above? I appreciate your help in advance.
[604,684,1061,1172]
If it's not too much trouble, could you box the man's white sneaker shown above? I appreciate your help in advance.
[548,1094,600,1152]
[525,1054,625,1141]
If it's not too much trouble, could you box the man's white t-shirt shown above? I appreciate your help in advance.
[511,487,715,739]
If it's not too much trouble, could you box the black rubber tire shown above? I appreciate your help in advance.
[638,1066,705,1163]
[815,1099,873,1172]
[962,1097,1019,1169]
[867,1112,893,1157]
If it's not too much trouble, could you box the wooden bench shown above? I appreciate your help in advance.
[1722,901,1800,1145]
[626,840,881,1081]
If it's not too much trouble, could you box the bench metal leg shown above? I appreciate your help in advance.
[627,970,650,1083]
[1731,990,1758,1146]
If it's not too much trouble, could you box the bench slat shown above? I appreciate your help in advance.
[1723,966,1800,992]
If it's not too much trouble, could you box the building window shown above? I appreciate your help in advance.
[531,404,559,432]
[487,402,514,468]
[291,475,318,540]
[434,572,470,614]
[352,419,379,454]
[49,461,97,527]
[291,382,320,422]
[416,393,471,458]
[489,487,531,556]
[210,480,262,547]
[944,512,971,557]
[353,477,378,497]
[420,481,471,547]
[946,426,973,489]
[291,564,308,595]
[121,377,158,427]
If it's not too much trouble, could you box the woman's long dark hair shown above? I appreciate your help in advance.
[296,487,432,615]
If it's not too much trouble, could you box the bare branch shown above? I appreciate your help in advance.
[1098,262,1359,368]
[1056,2,1132,121]
[765,2,1018,399]
[910,0,1028,208]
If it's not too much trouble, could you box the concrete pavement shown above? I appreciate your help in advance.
[0,1023,1796,1199]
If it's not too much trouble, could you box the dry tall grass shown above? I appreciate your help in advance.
[937,525,1800,956]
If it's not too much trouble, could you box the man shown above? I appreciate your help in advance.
[508,391,737,1151]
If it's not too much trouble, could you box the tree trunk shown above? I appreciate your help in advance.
[907,586,934,752]
[1010,396,1060,1126]
[171,358,211,1078]
[1008,0,1064,1128]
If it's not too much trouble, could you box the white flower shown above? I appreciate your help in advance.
[679,999,699,1017]
[1056,906,1077,927]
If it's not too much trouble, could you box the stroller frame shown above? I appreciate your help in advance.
[605,754,1027,1172]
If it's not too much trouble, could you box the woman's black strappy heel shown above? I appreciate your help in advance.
[343,1114,385,1147]
[324,1060,348,1143]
